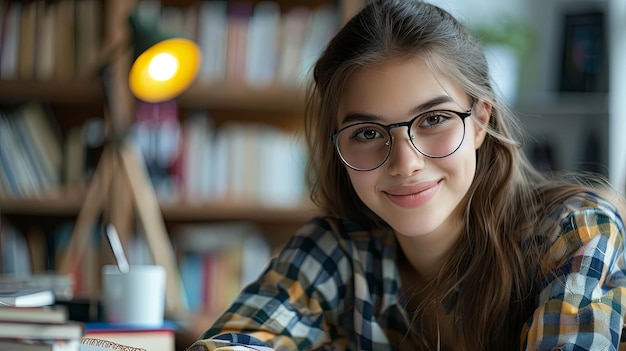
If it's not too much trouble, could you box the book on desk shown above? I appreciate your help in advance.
[0,304,68,324]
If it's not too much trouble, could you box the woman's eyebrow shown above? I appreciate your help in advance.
[340,95,455,125]
[407,95,455,116]
[340,113,385,125]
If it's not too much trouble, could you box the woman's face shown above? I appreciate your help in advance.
[336,57,490,240]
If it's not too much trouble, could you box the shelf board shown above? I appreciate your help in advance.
[0,80,104,104]
[160,201,320,223]
[516,92,609,116]
[0,194,319,223]
[179,82,306,112]
[0,80,306,113]
[0,192,85,216]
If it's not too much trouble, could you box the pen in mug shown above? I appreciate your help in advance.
[105,223,130,274]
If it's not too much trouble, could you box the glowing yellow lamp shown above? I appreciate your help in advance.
[127,13,201,103]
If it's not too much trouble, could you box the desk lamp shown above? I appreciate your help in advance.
[128,13,201,103]
[60,10,201,318]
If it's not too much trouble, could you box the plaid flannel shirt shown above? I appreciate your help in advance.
[189,192,626,351]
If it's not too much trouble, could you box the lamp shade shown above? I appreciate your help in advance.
[127,13,201,103]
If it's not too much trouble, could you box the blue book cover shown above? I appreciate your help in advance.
[83,320,178,332]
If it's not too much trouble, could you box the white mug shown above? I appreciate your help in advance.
[101,265,166,325]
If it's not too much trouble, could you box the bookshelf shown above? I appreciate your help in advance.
[0,0,363,333]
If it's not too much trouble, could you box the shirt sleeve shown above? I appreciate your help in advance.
[187,334,276,351]
[521,198,626,351]
[189,217,354,351]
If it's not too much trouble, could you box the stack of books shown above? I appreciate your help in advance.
[0,288,83,350]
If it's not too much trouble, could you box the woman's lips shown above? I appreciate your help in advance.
[384,180,441,208]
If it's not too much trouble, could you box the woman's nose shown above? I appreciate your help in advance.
[385,131,425,176]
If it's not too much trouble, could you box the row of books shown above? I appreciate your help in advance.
[0,0,340,87]
[0,98,309,206]
[0,0,101,81]
[134,102,309,206]
[175,221,272,315]
[0,103,64,198]
[188,0,340,87]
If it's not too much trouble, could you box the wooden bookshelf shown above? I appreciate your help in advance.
[0,0,360,331]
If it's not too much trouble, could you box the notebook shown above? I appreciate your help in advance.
[80,338,146,351]
[82,321,175,351]
[0,288,55,307]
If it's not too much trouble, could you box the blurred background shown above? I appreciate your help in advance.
[0,0,624,349]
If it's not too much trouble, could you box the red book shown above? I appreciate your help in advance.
[225,2,252,83]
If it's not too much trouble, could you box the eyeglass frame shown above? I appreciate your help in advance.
[330,107,473,171]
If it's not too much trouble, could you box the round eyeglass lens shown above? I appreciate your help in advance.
[335,123,391,171]
[409,110,466,158]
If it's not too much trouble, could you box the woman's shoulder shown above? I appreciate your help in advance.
[541,191,623,238]
[539,191,625,268]
[561,191,622,216]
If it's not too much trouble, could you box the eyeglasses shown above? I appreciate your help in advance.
[331,108,472,171]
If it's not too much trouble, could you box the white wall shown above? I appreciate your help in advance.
[609,0,626,193]
[426,0,529,25]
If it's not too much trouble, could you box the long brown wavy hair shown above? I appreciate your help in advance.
[303,0,625,349]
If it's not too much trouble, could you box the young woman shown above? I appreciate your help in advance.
[189,0,626,350]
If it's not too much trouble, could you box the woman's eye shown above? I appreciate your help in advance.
[350,126,383,141]
[425,116,442,125]
[360,129,379,139]
[418,112,451,128]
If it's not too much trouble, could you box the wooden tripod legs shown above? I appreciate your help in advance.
[59,141,188,319]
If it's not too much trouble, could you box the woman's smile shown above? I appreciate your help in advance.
[384,180,441,208]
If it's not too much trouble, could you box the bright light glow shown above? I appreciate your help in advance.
[148,53,178,81]
[129,38,201,102]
